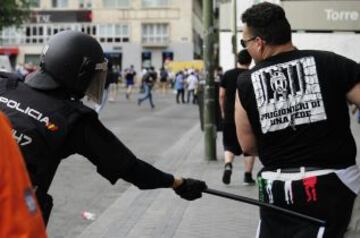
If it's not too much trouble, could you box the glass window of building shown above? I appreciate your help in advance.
[79,0,92,8]
[29,0,40,8]
[24,54,41,65]
[142,52,152,68]
[0,23,129,46]
[142,23,169,44]
[52,0,68,8]
[103,0,130,8]
[0,27,25,45]
[98,24,130,43]
[142,0,168,7]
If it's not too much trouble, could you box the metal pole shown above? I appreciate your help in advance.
[204,188,326,226]
[203,0,217,161]
[231,0,238,67]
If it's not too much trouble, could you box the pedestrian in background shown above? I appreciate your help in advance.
[236,2,360,237]
[0,112,47,238]
[175,71,186,104]
[159,67,169,94]
[108,65,121,102]
[186,71,199,104]
[219,49,256,185]
[125,65,136,100]
[138,66,156,109]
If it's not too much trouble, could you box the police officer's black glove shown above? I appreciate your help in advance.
[173,178,207,201]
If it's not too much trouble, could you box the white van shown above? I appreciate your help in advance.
[0,55,13,72]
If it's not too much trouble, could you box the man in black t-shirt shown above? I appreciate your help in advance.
[219,49,256,185]
[235,3,360,238]
[125,65,136,100]
[138,66,156,109]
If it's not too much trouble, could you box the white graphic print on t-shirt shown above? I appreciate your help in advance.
[251,56,327,134]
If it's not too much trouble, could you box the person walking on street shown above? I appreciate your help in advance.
[175,71,186,104]
[235,3,360,237]
[108,66,120,102]
[219,49,256,185]
[138,66,156,109]
[159,67,169,94]
[186,71,199,104]
[0,31,207,226]
[0,112,47,238]
[125,65,136,100]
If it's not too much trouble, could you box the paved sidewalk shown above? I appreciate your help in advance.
[77,123,261,238]
[77,116,360,238]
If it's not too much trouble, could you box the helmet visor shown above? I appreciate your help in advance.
[85,59,108,104]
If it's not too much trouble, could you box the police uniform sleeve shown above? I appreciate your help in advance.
[65,117,175,189]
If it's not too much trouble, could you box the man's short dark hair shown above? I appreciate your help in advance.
[241,2,291,45]
[237,49,252,65]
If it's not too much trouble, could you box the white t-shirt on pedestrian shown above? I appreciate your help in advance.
[187,74,198,90]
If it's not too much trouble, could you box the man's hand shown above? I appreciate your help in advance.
[173,178,207,201]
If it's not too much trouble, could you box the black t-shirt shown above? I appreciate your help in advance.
[237,50,360,169]
[125,70,136,81]
[220,68,248,123]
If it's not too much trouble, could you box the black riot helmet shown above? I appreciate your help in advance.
[25,30,108,103]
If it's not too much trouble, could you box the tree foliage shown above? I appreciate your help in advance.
[0,0,31,30]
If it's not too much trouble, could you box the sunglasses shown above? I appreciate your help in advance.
[240,36,256,48]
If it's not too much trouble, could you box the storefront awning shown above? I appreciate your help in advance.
[0,48,19,55]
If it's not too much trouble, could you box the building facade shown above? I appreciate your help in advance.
[219,0,360,71]
[0,0,204,72]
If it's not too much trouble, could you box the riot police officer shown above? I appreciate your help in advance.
[0,31,207,225]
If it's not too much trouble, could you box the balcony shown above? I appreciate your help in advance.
[141,37,169,48]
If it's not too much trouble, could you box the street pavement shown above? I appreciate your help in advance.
[46,88,360,238]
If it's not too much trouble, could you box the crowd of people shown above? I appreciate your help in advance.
[89,62,204,112]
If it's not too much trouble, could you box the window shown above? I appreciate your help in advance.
[103,0,130,8]
[142,0,169,7]
[142,23,169,44]
[25,25,46,44]
[0,27,25,45]
[79,0,92,8]
[52,0,68,8]
[29,0,40,8]
[0,23,129,46]
[24,54,41,66]
[142,52,152,68]
[98,24,130,43]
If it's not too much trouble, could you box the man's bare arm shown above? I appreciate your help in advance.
[234,90,258,155]
[219,87,226,119]
[347,83,360,107]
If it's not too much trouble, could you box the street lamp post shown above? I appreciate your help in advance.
[203,0,217,161]
[231,0,238,67]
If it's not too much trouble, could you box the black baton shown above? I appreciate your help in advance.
[204,188,326,226]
